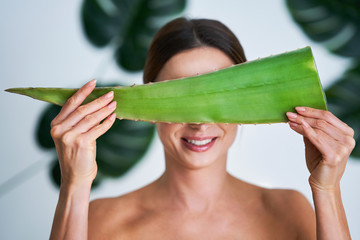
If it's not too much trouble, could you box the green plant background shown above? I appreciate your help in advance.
[37,0,187,188]
[286,0,360,157]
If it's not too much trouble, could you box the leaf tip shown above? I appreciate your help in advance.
[4,88,13,93]
[4,88,20,94]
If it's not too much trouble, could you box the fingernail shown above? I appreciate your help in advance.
[104,91,114,99]
[286,112,297,119]
[289,122,298,127]
[296,107,306,112]
[108,101,116,109]
[109,113,116,121]
[87,79,96,87]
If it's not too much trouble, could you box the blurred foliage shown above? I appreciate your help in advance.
[286,0,360,158]
[36,0,187,188]
[325,62,360,157]
[81,0,187,71]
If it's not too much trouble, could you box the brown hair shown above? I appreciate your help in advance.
[143,17,247,84]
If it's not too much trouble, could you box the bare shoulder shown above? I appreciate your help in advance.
[88,188,146,239]
[231,177,314,218]
[262,188,312,212]
[89,193,136,222]
[262,187,316,239]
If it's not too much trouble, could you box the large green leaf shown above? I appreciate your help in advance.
[81,0,187,71]
[7,47,327,124]
[286,0,360,57]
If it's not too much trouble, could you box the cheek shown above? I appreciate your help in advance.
[156,123,170,144]
[156,123,182,144]
[221,124,238,145]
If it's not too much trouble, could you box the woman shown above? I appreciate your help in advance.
[49,18,355,239]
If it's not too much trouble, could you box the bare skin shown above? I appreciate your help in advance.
[88,176,315,240]
[50,47,354,240]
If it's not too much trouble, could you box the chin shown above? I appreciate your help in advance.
[176,151,225,170]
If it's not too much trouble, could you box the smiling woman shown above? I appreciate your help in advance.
[49,18,355,239]
[155,47,238,170]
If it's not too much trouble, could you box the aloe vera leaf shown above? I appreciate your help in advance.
[5,47,327,124]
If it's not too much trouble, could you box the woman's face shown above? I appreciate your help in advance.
[155,47,238,169]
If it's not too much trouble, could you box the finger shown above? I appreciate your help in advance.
[59,91,114,131]
[300,119,336,157]
[288,121,305,135]
[288,118,355,157]
[85,113,117,140]
[286,112,347,143]
[73,101,117,134]
[295,107,354,137]
[52,79,97,126]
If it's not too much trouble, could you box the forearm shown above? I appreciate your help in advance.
[50,182,92,240]
[312,184,351,240]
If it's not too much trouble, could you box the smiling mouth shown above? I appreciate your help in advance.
[184,138,216,146]
[181,137,217,152]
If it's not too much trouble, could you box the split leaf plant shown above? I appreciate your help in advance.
[6,47,327,124]
[286,0,360,158]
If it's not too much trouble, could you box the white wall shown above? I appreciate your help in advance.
[1,0,359,239]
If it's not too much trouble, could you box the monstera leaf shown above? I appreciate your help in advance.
[36,84,155,188]
[81,0,187,71]
[36,104,60,149]
[96,118,155,177]
[286,0,360,57]
[286,0,360,158]
[325,62,360,157]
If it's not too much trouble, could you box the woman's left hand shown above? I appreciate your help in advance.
[286,107,355,191]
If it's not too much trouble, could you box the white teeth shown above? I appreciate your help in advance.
[186,138,213,146]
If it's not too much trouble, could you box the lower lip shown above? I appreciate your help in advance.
[181,138,217,152]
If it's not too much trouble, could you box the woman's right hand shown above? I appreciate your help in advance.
[50,79,117,187]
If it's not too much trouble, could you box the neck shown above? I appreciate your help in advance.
[157,152,231,213]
